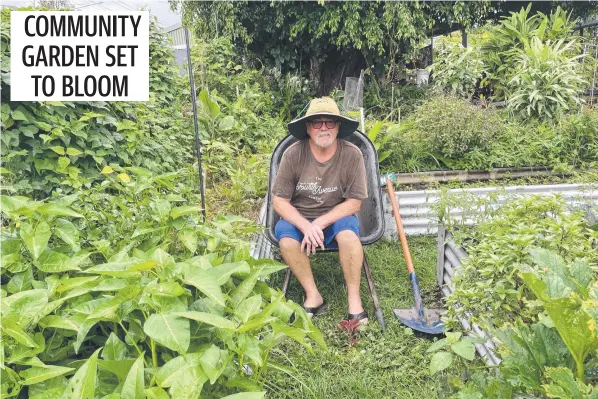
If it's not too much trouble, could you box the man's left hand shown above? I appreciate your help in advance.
[301,222,325,256]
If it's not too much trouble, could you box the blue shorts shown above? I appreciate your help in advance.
[274,215,360,249]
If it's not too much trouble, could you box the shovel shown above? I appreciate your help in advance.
[386,178,445,335]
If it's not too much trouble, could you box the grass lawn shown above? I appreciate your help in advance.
[265,237,481,399]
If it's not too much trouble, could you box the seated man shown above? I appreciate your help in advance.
[271,97,369,324]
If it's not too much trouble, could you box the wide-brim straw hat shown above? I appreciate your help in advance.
[287,97,359,140]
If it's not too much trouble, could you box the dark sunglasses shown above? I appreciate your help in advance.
[309,119,339,129]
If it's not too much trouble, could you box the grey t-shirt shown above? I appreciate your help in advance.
[271,139,368,219]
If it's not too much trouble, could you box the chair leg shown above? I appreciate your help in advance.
[363,252,386,331]
[282,267,292,296]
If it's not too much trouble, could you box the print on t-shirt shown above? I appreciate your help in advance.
[295,176,338,204]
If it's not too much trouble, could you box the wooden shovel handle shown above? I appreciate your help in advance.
[386,178,415,274]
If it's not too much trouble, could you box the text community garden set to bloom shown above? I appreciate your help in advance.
[11,11,149,101]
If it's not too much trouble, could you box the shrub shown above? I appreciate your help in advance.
[431,43,486,99]
[0,9,193,197]
[507,38,585,120]
[408,96,504,160]
[0,175,325,398]
[445,195,598,331]
[481,5,577,100]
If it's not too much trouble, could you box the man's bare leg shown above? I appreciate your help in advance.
[279,237,323,307]
[335,230,367,320]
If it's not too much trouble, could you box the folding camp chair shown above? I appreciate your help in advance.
[265,131,386,330]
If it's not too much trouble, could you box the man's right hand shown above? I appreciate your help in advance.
[300,222,325,256]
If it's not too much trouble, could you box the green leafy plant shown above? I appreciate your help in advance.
[507,37,586,120]
[0,195,326,398]
[431,43,486,99]
[520,248,598,382]
[445,195,598,331]
[454,248,598,398]
[402,96,504,165]
[427,332,480,375]
[482,5,577,100]
[366,121,397,163]
[0,9,192,197]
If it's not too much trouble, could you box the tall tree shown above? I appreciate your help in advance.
[172,1,596,96]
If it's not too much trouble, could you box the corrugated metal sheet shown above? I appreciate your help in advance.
[250,197,275,260]
[385,183,598,237]
[437,228,501,367]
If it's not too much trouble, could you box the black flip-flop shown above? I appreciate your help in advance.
[303,302,327,318]
[347,310,369,325]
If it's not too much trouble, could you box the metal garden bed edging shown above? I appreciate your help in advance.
[385,183,598,237]
[437,226,501,367]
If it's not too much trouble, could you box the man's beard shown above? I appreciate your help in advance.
[315,132,334,148]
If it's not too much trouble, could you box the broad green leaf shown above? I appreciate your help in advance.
[544,297,598,375]
[220,393,266,399]
[151,200,171,221]
[236,316,277,333]
[152,249,174,268]
[101,165,114,174]
[177,229,197,253]
[156,353,202,388]
[198,345,228,384]
[145,387,169,399]
[168,365,207,399]
[144,281,185,297]
[20,365,74,385]
[73,320,96,354]
[570,260,593,290]
[12,106,33,121]
[544,273,571,298]
[87,286,141,321]
[123,166,152,177]
[451,340,476,361]
[170,205,203,219]
[35,251,80,273]
[218,115,235,130]
[2,289,48,325]
[7,269,33,294]
[102,333,128,361]
[426,338,448,353]
[430,351,453,375]
[49,146,65,155]
[272,321,311,352]
[36,203,83,217]
[20,221,51,260]
[174,311,237,330]
[54,219,80,251]
[121,354,144,399]
[79,112,104,121]
[91,279,129,292]
[445,332,462,344]
[56,276,99,293]
[542,366,591,398]
[57,157,70,170]
[66,148,83,156]
[38,315,80,331]
[2,321,38,347]
[206,261,250,285]
[183,270,225,307]
[144,313,190,354]
[60,348,100,399]
[234,295,262,323]
[231,267,263,308]
[84,260,152,278]
[131,225,166,238]
[198,90,220,119]
[97,359,136,382]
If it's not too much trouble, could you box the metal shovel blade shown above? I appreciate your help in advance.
[393,307,445,335]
